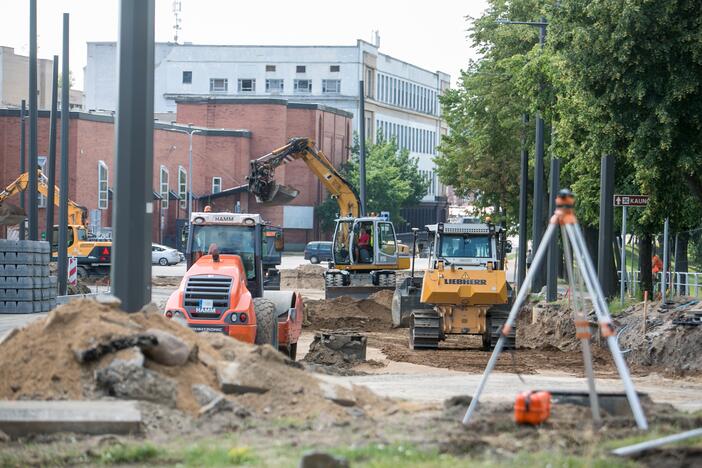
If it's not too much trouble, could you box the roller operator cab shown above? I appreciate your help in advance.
[164,211,303,359]
[392,222,515,350]
[324,216,411,298]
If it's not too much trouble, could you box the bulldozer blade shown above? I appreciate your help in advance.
[254,182,299,205]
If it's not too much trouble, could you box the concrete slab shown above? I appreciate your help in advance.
[0,400,141,436]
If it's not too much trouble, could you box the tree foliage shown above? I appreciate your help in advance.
[316,135,429,233]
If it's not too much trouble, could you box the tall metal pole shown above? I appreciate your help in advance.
[531,19,547,293]
[27,0,39,240]
[188,125,193,221]
[111,0,155,312]
[58,13,70,296]
[358,80,367,216]
[661,217,669,303]
[546,158,560,301]
[517,114,529,291]
[19,100,26,241]
[46,57,59,246]
[597,155,615,297]
[619,206,627,305]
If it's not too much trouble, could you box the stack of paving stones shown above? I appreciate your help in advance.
[0,240,57,313]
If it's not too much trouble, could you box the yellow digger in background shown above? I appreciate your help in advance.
[248,137,410,298]
[0,170,112,277]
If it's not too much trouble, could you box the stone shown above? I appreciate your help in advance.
[73,334,158,364]
[95,362,177,407]
[198,351,217,368]
[191,384,222,406]
[109,347,145,368]
[0,400,141,436]
[141,328,190,366]
[216,362,269,395]
[319,382,356,407]
[198,396,233,416]
[298,451,349,468]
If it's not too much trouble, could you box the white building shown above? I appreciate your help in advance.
[84,39,450,226]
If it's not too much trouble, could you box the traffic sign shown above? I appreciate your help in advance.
[613,195,649,207]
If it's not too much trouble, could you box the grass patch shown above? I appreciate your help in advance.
[99,442,164,465]
[331,443,460,467]
[608,296,639,315]
[181,443,258,467]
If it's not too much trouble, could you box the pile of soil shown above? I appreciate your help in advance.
[516,302,581,352]
[66,280,92,295]
[280,264,326,290]
[615,299,702,375]
[152,276,183,287]
[0,299,389,424]
[304,291,394,332]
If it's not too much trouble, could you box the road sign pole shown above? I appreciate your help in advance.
[620,206,627,305]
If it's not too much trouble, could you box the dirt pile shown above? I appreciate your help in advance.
[304,292,393,332]
[280,264,326,290]
[151,276,183,287]
[516,302,582,352]
[0,299,388,424]
[616,299,702,375]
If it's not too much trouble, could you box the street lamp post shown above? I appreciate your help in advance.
[167,124,202,222]
[496,17,549,293]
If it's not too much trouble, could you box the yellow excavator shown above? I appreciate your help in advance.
[0,170,112,277]
[248,137,410,298]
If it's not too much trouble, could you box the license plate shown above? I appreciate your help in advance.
[190,325,225,333]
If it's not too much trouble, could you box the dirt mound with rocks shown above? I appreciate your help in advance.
[280,264,325,290]
[304,292,393,332]
[0,299,389,424]
[516,302,581,352]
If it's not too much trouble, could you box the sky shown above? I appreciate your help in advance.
[0,0,489,90]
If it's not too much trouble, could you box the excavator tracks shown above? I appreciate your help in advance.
[409,310,442,350]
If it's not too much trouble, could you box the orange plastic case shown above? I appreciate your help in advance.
[514,391,552,425]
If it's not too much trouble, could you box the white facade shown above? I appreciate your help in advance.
[84,40,450,203]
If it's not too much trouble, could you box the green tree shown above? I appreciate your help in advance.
[315,134,428,232]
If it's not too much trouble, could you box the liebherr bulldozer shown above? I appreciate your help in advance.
[392,221,516,350]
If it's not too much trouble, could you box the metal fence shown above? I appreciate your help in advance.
[619,271,702,298]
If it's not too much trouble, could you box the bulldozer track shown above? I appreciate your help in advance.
[409,310,442,350]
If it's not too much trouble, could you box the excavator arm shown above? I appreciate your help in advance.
[0,170,88,226]
[248,137,360,218]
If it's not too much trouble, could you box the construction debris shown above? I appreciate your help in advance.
[303,331,368,368]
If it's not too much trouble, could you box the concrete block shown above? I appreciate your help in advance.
[0,400,141,436]
[0,301,35,314]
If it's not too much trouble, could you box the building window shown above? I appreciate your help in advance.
[296,65,306,73]
[212,177,222,194]
[182,71,192,84]
[366,68,373,98]
[238,78,255,93]
[294,79,312,93]
[209,78,228,93]
[98,161,109,210]
[265,64,276,72]
[330,65,340,72]
[266,79,284,93]
[322,79,340,94]
[160,166,169,209]
[178,166,187,209]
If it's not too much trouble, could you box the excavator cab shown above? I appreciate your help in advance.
[331,217,400,267]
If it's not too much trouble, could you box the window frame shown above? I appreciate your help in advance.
[265,64,276,72]
[322,79,341,94]
[296,65,306,73]
[265,78,284,93]
[182,70,192,84]
[212,176,222,194]
[159,165,169,209]
[237,78,256,93]
[178,165,187,209]
[294,79,312,94]
[209,78,228,93]
[98,160,109,210]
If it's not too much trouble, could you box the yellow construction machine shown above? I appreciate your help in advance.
[248,137,410,298]
[392,221,515,350]
[0,170,112,277]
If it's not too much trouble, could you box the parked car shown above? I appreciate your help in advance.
[304,241,333,264]
[152,243,181,266]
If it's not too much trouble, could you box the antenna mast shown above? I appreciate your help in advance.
[172,0,182,44]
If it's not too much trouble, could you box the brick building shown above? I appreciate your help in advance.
[0,98,352,249]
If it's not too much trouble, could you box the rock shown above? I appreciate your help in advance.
[191,384,222,406]
[73,334,158,363]
[43,309,81,331]
[0,328,18,347]
[298,451,349,468]
[216,362,269,395]
[319,382,356,407]
[198,351,217,368]
[141,328,190,366]
[109,347,145,368]
[95,361,177,406]
[0,429,10,442]
[198,395,234,416]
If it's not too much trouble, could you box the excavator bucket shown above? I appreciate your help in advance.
[253,182,300,205]
[0,202,26,226]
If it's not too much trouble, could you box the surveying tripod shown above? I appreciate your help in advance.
[462,189,648,430]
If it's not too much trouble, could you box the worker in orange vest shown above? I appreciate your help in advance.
[652,254,663,275]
